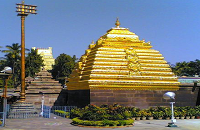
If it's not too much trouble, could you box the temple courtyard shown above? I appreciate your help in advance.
[1,115,200,130]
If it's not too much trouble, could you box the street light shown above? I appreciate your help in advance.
[16,1,37,101]
[163,92,177,127]
[39,91,44,117]
[0,66,12,127]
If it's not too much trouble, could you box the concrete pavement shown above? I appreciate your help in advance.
[1,117,200,130]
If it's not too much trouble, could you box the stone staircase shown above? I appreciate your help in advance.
[7,102,40,119]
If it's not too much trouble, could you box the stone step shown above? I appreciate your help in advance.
[26,90,62,93]
[27,87,62,89]
[11,106,35,109]
[8,102,40,118]
[7,112,39,119]
[30,82,60,84]
[27,85,62,87]
[9,102,38,112]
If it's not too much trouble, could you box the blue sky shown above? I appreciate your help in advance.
[0,0,199,64]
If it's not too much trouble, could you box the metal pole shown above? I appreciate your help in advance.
[171,102,175,121]
[168,102,177,127]
[3,77,9,127]
[20,15,26,101]
[3,98,7,127]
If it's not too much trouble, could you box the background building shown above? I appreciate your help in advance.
[32,47,55,70]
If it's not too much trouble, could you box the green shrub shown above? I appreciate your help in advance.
[102,119,119,126]
[111,113,124,120]
[118,119,134,126]
[55,110,69,115]
[131,107,140,117]
[70,108,84,118]
[122,110,132,119]
[195,106,200,116]
[174,111,181,117]
[138,109,149,117]
[54,110,70,118]
[152,111,164,119]
[163,108,171,118]
[71,104,133,121]
[186,108,196,116]
[72,118,82,125]
[72,117,133,126]
[118,120,126,126]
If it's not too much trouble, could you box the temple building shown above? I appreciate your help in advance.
[67,19,199,108]
[32,47,55,70]
[25,69,64,108]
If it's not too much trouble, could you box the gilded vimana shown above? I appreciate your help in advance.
[67,19,183,108]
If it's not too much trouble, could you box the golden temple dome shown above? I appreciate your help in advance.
[67,19,180,91]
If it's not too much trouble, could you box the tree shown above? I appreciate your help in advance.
[51,53,77,85]
[0,46,5,70]
[25,49,44,77]
[2,43,21,62]
[1,43,22,87]
[172,59,200,76]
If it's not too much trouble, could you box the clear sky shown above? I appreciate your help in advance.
[0,0,199,64]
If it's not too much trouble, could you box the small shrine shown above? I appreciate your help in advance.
[24,69,65,108]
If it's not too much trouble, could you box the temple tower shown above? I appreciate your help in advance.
[25,69,64,108]
[67,19,180,108]
[32,47,55,70]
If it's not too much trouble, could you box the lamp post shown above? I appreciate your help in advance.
[163,92,177,127]
[0,67,12,127]
[39,91,44,117]
[16,1,37,101]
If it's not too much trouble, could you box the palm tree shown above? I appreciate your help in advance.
[0,45,3,59]
[0,46,3,59]
[2,43,21,71]
[2,43,27,87]
[2,43,30,87]
[2,43,21,59]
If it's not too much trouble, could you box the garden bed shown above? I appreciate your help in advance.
[55,104,200,127]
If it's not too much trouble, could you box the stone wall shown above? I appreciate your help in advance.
[25,90,68,108]
[90,87,200,109]
[68,85,200,109]
[68,90,90,107]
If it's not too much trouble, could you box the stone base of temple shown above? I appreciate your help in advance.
[25,90,68,109]
[68,86,200,108]
[68,90,90,108]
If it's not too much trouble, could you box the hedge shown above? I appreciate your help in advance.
[72,117,134,126]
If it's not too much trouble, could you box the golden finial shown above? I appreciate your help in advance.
[115,17,120,28]
[22,0,25,4]
[91,40,94,44]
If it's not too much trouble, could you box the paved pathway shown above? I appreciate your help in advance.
[1,117,200,130]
